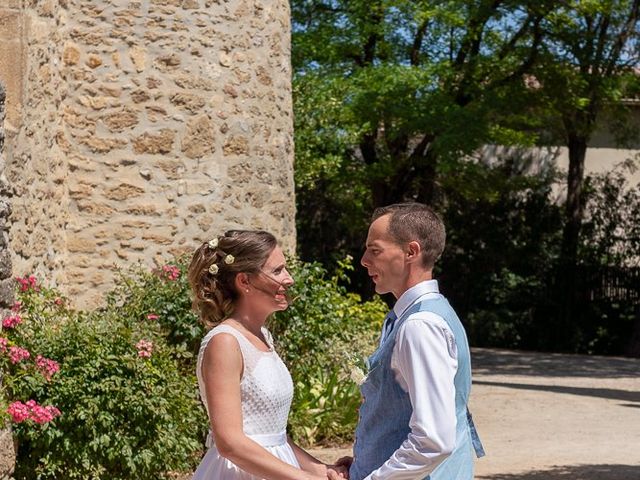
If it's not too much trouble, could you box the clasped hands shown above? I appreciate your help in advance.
[326,456,352,480]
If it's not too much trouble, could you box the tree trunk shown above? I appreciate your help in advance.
[561,133,588,265]
[625,305,640,357]
[414,149,438,206]
[555,132,588,350]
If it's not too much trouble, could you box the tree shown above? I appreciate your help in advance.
[292,0,640,354]
[535,0,640,266]
[292,0,554,267]
[530,0,640,348]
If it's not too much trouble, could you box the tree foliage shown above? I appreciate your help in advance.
[293,0,554,263]
[292,0,640,354]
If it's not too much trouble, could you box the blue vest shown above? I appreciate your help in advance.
[350,297,484,480]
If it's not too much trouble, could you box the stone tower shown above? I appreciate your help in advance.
[0,0,296,307]
[0,80,16,480]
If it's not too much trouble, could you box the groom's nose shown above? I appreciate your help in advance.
[361,250,370,268]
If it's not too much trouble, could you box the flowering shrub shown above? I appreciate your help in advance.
[2,256,385,478]
[106,259,205,358]
[3,277,206,480]
[1,283,61,433]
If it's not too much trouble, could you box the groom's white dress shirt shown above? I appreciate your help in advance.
[364,280,458,480]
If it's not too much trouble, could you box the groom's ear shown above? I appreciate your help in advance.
[405,241,422,263]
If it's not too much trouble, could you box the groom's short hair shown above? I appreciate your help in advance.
[372,202,445,269]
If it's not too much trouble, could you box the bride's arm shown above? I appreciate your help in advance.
[203,333,324,480]
[287,439,326,475]
[288,440,349,479]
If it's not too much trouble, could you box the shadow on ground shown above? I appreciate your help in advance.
[478,464,640,480]
[474,380,640,406]
[472,348,639,379]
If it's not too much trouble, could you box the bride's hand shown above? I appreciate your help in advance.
[326,463,349,479]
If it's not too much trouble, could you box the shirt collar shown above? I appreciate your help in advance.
[393,279,440,319]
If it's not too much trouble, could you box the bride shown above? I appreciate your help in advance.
[187,230,346,480]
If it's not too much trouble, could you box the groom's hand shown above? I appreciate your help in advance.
[335,456,353,470]
[326,456,352,479]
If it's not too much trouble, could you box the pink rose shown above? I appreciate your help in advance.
[8,346,30,364]
[7,401,30,423]
[161,264,180,281]
[136,339,153,358]
[7,400,61,424]
[15,276,39,292]
[36,355,60,380]
[2,315,22,329]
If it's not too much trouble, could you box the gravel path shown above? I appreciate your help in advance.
[309,348,640,479]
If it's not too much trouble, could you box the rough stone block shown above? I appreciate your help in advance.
[86,54,103,69]
[129,46,146,72]
[170,92,205,113]
[82,136,128,154]
[77,201,115,217]
[132,129,175,154]
[223,136,250,156]
[0,250,12,279]
[124,204,160,216]
[102,108,139,132]
[67,237,97,253]
[0,10,20,41]
[181,114,215,158]
[62,43,81,65]
[0,428,15,479]
[0,278,15,306]
[106,183,145,201]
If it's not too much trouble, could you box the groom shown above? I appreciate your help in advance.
[333,203,484,480]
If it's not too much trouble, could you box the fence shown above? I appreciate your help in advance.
[578,265,640,305]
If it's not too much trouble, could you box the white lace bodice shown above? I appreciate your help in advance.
[196,324,294,436]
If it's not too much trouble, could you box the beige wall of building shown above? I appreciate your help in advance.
[479,106,640,195]
[0,0,296,307]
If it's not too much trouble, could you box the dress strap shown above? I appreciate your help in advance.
[197,325,248,382]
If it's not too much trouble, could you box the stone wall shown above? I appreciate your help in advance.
[1,0,296,307]
[0,82,16,480]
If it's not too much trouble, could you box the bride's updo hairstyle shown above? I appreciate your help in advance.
[188,230,277,327]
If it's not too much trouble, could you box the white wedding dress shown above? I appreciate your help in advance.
[192,324,300,479]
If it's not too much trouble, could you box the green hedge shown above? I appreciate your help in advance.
[271,257,386,444]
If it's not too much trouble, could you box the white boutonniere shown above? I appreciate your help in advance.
[349,366,366,385]
[348,354,370,385]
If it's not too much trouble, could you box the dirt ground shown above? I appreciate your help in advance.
[309,348,640,479]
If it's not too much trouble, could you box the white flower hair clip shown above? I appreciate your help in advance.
[224,254,235,265]
[208,264,219,275]
[208,238,219,249]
